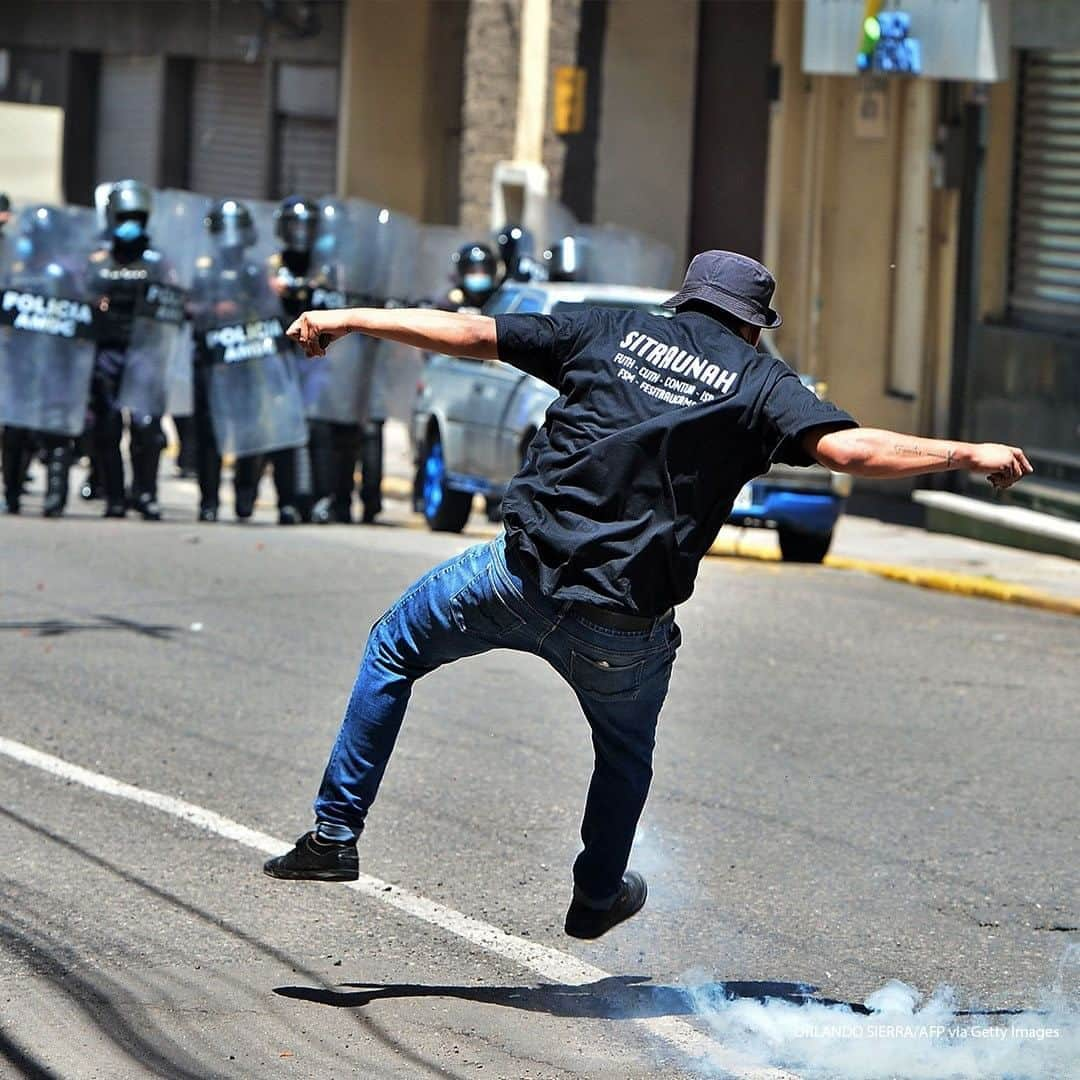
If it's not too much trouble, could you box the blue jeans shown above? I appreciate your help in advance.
[314,533,681,905]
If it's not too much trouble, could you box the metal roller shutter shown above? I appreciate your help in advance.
[275,115,337,198]
[96,55,163,186]
[190,60,268,199]
[1009,50,1080,323]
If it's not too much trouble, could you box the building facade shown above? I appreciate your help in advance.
[1,0,1076,512]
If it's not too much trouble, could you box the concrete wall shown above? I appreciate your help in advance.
[764,1,956,437]
[978,73,1018,321]
[459,0,522,231]
[338,0,432,216]
[593,0,697,276]
[337,0,467,221]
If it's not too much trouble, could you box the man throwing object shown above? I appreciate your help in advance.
[264,251,1031,939]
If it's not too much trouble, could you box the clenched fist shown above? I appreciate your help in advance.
[287,311,348,358]
[968,443,1033,491]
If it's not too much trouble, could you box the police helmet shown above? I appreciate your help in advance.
[451,243,498,303]
[496,224,538,281]
[105,179,152,228]
[274,196,319,253]
[496,223,533,257]
[19,205,69,243]
[543,236,581,282]
[14,205,69,262]
[313,199,348,258]
[205,198,257,250]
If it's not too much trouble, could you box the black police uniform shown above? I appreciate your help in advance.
[304,273,362,525]
[86,238,171,518]
[1,210,92,517]
[264,247,315,523]
[188,251,265,520]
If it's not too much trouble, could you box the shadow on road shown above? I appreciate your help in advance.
[0,614,180,640]
[0,1025,60,1080]
[0,804,469,1080]
[276,975,1027,1022]
[274,974,869,1018]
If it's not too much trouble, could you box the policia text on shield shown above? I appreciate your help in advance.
[267,250,1032,939]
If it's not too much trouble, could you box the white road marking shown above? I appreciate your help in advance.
[0,735,799,1080]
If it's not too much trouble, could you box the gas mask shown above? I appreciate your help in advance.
[464,272,493,295]
[113,219,146,244]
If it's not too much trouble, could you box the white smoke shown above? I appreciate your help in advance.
[682,945,1079,1079]
[628,828,1077,1077]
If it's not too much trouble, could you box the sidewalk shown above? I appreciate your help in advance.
[708,513,1080,616]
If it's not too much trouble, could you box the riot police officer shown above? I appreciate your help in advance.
[249,196,320,523]
[0,190,19,511]
[437,243,499,312]
[189,199,266,522]
[0,205,91,517]
[543,236,582,282]
[85,181,175,519]
[495,223,542,284]
[304,200,360,524]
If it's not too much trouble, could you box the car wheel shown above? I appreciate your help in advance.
[421,433,472,533]
[778,527,832,564]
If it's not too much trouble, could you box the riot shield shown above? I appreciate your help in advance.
[151,189,212,416]
[361,208,427,420]
[204,274,307,458]
[116,269,186,419]
[0,206,99,437]
[302,199,411,424]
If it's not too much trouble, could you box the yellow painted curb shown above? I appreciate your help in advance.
[706,538,1080,617]
[825,556,1080,617]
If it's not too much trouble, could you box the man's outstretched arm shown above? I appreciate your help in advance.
[803,426,1033,491]
[287,308,498,360]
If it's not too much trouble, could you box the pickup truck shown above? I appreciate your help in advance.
[411,281,851,562]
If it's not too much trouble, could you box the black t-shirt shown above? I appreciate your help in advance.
[495,308,857,615]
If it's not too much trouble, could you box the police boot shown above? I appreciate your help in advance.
[130,420,163,521]
[233,454,261,521]
[311,495,335,525]
[308,422,336,525]
[80,458,102,500]
[96,419,127,518]
[42,444,72,518]
[2,433,27,514]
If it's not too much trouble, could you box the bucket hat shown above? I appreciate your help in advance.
[664,250,782,328]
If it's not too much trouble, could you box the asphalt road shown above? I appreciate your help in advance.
[1,483,1077,1079]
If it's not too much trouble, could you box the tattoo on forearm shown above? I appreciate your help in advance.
[893,442,954,467]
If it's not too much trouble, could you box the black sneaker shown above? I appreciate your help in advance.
[564,871,648,939]
[263,832,359,882]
